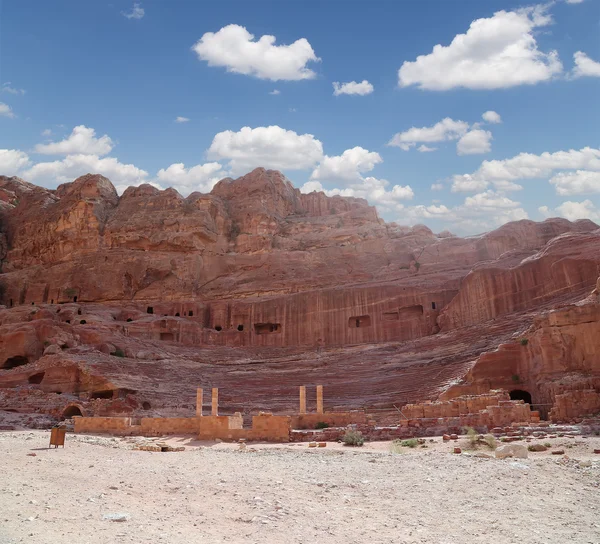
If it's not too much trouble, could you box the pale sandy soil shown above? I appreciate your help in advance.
[1,431,600,544]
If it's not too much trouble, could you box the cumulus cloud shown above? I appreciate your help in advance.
[572,51,600,78]
[1,83,25,95]
[418,145,437,153]
[398,6,562,90]
[549,170,600,195]
[208,125,323,175]
[565,0,584,4]
[482,111,502,124]
[155,162,225,194]
[23,154,148,187]
[0,149,31,175]
[34,125,114,156]
[269,89,281,95]
[456,129,492,155]
[332,80,374,96]
[431,183,444,191]
[452,146,600,192]
[540,200,600,221]
[175,116,190,123]
[310,147,382,184]
[122,2,144,19]
[0,102,15,118]
[401,191,528,233]
[192,24,320,81]
[388,118,469,151]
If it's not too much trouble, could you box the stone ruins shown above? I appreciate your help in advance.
[0,168,599,439]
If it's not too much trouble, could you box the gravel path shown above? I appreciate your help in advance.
[1,431,599,544]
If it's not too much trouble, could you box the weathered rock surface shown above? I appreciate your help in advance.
[0,168,599,424]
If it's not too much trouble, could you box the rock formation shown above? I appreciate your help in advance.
[0,168,599,425]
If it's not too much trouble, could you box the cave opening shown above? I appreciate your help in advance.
[28,372,45,385]
[142,401,151,410]
[62,405,83,419]
[73,296,77,303]
[237,324,244,331]
[160,332,174,341]
[90,390,115,399]
[188,310,193,317]
[349,315,371,328]
[2,356,29,370]
[215,326,222,332]
[254,323,281,334]
[509,389,533,406]
[147,307,154,314]
[432,302,437,310]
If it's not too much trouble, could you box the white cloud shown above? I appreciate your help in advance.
[549,170,600,195]
[418,145,437,153]
[122,2,144,19]
[310,147,382,184]
[41,129,52,137]
[452,146,600,192]
[208,125,323,175]
[1,83,25,95]
[0,102,15,118]
[456,129,492,155]
[572,51,600,78]
[0,149,31,175]
[402,191,528,233]
[23,154,148,187]
[269,89,281,95]
[482,111,502,124]
[398,6,562,90]
[332,80,374,96]
[565,0,584,4]
[388,117,469,150]
[431,183,444,191]
[192,24,320,81]
[175,116,190,123]
[34,125,114,156]
[540,200,600,222]
[155,162,225,195]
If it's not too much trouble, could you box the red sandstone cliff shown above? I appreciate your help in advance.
[0,169,599,424]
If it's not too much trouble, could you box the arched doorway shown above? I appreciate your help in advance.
[62,405,83,419]
[509,389,532,405]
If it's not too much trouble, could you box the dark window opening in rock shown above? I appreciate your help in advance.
[62,405,83,419]
[73,296,77,303]
[9,299,13,307]
[126,318,133,322]
[147,307,154,314]
[142,401,151,410]
[2,356,29,369]
[160,332,174,341]
[31,302,35,305]
[188,310,193,317]
[28,372,45,385]
[77,309,82,315]
[431,302,437,310]
[57,308,61,313]
[398,305,424,319]
[215,326,222,332]
[65,320,70,324]
[349,315,371,328]
[254,323,281,334]
[175,312,180,317]
[91,390,114,399]
[509,389,532,406]
[51,299,54,304]
[383,311,399,321]
[237,324,244,331]
[79,320,86,325]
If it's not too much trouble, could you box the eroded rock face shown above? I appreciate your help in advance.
[0,168,599,423]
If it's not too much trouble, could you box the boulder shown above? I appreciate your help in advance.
[495,444,528,459]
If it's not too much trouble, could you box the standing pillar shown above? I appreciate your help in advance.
[211,387,219,416]
[299,386,307,414]
[316,385,324,414]
[196,388,203,417]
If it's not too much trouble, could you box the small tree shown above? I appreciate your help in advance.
[342,429,364,446]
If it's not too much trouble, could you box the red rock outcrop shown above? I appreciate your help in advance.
[0,168,599,426]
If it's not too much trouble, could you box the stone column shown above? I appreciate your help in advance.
[316,385,323,414]
[299,386,306,414]
[211,387,219,416]
[196,388,203,417]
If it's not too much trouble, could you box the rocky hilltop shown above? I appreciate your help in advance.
[0,168,599,424]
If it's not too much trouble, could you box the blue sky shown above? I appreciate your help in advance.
[0,0,599,234]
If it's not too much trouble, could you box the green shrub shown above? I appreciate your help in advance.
[315,421,329,429]
[482,435,497,450]
[111,348,125,358]
[520,338,529,346]
[464,427,479,449]
[544,442,552,447]
[400,438,419,448]
[342,429,364,447]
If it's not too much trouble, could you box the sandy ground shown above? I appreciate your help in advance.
[1,431,600,544]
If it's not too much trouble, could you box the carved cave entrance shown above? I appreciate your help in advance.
[254,323,281,334]
[349,315,371,328]
[160,332,175,341]
[28,372,45,385]
[62,405,83,419]
[2,356,29,369]
[510,389,533,406]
